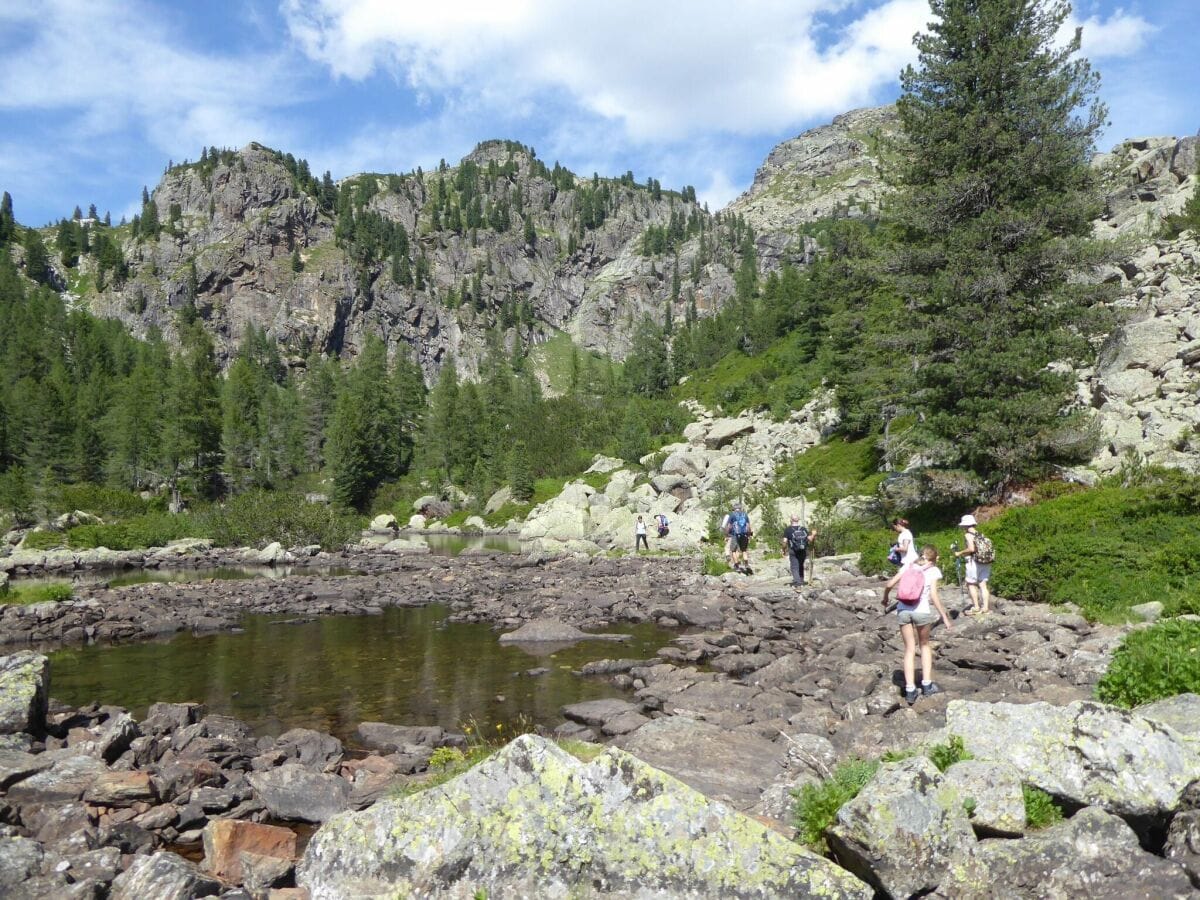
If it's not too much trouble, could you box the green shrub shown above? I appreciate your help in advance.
[1023,785,1064,830]
[20,530,66,551]
[1095,619,1200,707]
[774,437,884,505]
[927,735,972,772]
[793,758,880,850]
[67,513,197,550]
[193,491,363,550]
[3,583,73,605]
[49,484,155,519]
[702,554,732,576]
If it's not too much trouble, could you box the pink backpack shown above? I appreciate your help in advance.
[896,564,926,604]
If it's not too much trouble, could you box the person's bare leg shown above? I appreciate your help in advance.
[980,580,991,613]
[918,625,934,683]
[967,582,981,612]
[901,624,917,690]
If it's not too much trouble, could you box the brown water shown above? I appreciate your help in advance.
[47,604,671,743]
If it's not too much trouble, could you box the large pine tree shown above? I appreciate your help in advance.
[888,0,1111,482]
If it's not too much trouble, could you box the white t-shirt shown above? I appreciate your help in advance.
[635,520,647,535]
[897,528,918,565]
[902,566,945,619]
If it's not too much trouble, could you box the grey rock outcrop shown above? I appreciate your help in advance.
[0,652,49,735]
[827,756,976,899]
[935,806,1196,899]
[298,734,871,899]
[946,699,1200,818]
[247,763,350,823]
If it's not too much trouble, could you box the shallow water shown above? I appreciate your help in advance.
[8,565,361,592]
[48,604,671,743]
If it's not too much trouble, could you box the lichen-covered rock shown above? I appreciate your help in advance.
[298,734,871,899]
[945,699,1200,818]
[944,760,1026,837]
[827,756,976,899]
[109,850,221,900]
[1137,693,1200,751]
[935,806,1196,899]
[0,652,49,735]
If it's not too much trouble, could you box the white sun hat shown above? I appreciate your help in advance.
[958,514,977,527]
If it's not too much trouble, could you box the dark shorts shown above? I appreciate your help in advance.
[735,534,750,551]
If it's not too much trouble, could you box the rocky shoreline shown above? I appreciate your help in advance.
[2,551,1199,897]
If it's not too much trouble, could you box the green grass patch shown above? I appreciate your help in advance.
[774,437,884,502]
[1095,619,1200,707]
[702,553,732,576]
[528,330,615,396]
[676,331,821,418]
[1022,785,1065,830]
[20,530,66,551]
[483,502,533,528]
[793,758,880,851]
[2,583,73,605]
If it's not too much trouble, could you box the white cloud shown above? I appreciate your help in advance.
[1073,10,1156,59]
[0,0,297,157]
[282,0,928,142]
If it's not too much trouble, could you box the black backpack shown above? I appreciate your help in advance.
[788,526,809,553]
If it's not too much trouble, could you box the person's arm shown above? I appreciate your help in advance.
[956,533,976,558]
[897,533,911,553]
[882,567,903,608]
[929,578,952,628]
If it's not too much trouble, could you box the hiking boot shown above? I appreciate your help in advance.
[904,687,919,705]
[921,682,943,697]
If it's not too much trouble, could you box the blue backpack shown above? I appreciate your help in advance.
[729,510,750,536]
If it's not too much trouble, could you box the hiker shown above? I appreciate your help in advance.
[882,544,952,705]
[889,517,918,565]
[954,514,993,615]
[634,515,649,553]
[718,510,735,563]
[726,502,753,573]
[655,512,670,538]
[781,515,817,588]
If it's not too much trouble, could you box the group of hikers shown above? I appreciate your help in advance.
[633,513,671,552]
[704,504,996,707]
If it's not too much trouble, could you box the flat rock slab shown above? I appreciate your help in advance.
[248,763,350,823]
[560,698,641,726]
[0,652,49,735]
[498,618,629,644]
[939,807,1196,899]
[85,771,157,806]
[6,753,107,803]
[298,734,870,900]
[354,722,444,752]
[614,715,786,809]
[0,748,56,790]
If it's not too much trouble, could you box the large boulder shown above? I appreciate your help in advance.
[248,763,350,823]
[704,418,756,449]
[945,699,1200,819]
[484,486,513,515]
[937,806,1196,899]
[498,619,590,644]
[827,756,976,899]
[944,759,1026,837]
[201,819,297,884]
[298,734,870,899]
[0,652,50,735]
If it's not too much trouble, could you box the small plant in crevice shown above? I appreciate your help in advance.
[792,758,880,851]
[1023,785,1065,830]
[927,735,972,772]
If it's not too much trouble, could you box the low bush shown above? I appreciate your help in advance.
[1095,619,1200,707]
[193,491,363,550]
[1022,785,1064,830]
[20,530,66,551]
[793,758,880,850]
[50,484,157,519]
[702,554,732,576]
[67,512,198,550]
[2,583,73,605]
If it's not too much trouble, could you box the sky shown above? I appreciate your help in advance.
[0,0,1194,227]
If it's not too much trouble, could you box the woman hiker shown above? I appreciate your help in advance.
[954,514,993,615]
[634,515,649,553]
[882,544,952,705]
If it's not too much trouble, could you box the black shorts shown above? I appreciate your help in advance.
[735,534,750,551]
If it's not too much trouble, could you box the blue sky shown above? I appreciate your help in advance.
[0,0,1194,227]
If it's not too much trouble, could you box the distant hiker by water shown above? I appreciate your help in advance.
[634,516,649,553]
[781,515,816,589]
[888,518,917,566]
[726,502,753,573]
[882,544,951,705]
[954,514,994,615]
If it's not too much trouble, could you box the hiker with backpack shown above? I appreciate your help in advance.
[655,513,670,538]
[954,514,993,615]
[781,515,817,589]
[882,544,952,705]
[726,502,753,573]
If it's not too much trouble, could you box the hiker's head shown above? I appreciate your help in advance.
[790,515,800,524]
[920,545,939,563]
[892,517,910,531]
[732,502,743,512]
[958,514,977,528]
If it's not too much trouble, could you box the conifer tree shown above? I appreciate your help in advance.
[508,440,534,502]
[887,0,1110,482]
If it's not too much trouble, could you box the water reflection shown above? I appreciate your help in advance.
[48,604,669,742]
